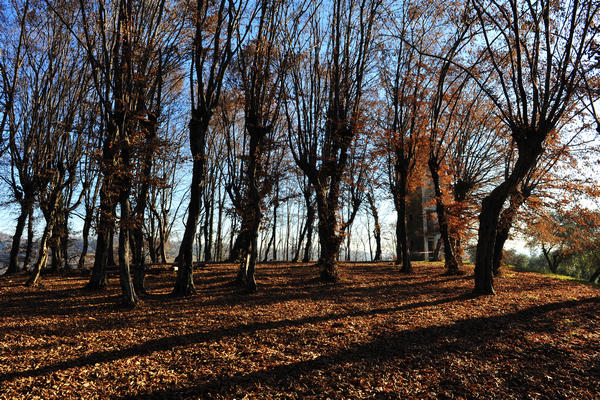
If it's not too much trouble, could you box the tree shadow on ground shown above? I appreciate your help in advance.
[120,296,599,399]
[1,295,597,389]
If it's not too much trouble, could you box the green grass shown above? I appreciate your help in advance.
[504,264,599,286]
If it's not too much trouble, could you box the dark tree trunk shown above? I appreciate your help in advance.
[159,228,167,264]
[475,136,543,294]
[393,180,411,273]
[238,124,266,292]
[118,196,138,306]
[244,215,260,292]
[202,181,214,262]
[302,191,315,263]
[271,193,278,261]
[131,110,158,295]
[292,210,308,262]
[432,237,442,261]
[492,192,523,276]
[229,220,250,263]
[173,111,210,296]
[590,266,600,284]
[262,187,278,262]
[62,211,70,270]
[107,227,116,267]
[7,201,31,274]
[50,210,65,273]
[23,209,34,270]
[367,192,382,262]
[132,227,146,294]
[315,189,343,281]
[235,227,250,283]
[78,207,93,270]
[26,221,53,286]
[147,221,157,264]
[215,183,225,261]
[262,225,275,262]
[541,245,561,274]
[86,187,114,290]
[429,160,460,275]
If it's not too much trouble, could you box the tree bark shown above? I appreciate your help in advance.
[429,160,460,275]
[315,189,343,281]
[86,186,114,290]
[492,192,525,276]
[367,192,382,261]
[173,111,210,296]
[23,209,34,270]
[392,179,411,273]
[6,201,31,274]
[475,137,543,294]
[78,207,93,270]
[107,226,116,267]
[118,195,138,306]
[302,198,315,263]
[26,221,53,286]
[292,207,308,262]
[215,183,224,261]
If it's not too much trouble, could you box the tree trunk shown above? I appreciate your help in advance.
[590,266,600,284]
[215,183,224,261]
[229,220,250,263]
[432,237,442,261]
[86,187,113,290]
[429,160,460,275]
[119,195,138,306]
[541,245,560,274]
[367,192,382,261]
[173,111,209,296]
[315,189,342,281]
[244,216,260,292]
[23,209,34,270]
[292,208,308,262]
[492,192,523,276]
[107,227,116,266]
[26,221,53,286]
[6,201,31,274]
[50,211,65,273]
[62,211,70,271]
[302,195,315,263]
[78,207,93,270]
[474,136,543,295]
[393,182,411,273]
[202,182,214,262]
[132,228,146,294]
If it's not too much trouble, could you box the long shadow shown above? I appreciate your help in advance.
[0,292,484,383]
[116,296,600,399]
[0,271,471,321]
[186,274,472,310]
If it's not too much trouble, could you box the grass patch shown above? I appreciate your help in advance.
[504,264,599,286]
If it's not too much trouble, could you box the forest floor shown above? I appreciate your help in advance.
[0,262,599,400]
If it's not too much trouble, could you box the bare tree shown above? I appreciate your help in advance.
[286,0,381,281]
[173,0,245,296]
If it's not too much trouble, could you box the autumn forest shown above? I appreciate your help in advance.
[1,0,599,398]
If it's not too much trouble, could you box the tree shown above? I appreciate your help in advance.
[380,0,432,273]
[173,0,244,296]
[286,0,381,281]
[425,4,473,275]
[470,0,599,294]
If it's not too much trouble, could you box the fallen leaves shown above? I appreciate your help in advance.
[0,262,598,399]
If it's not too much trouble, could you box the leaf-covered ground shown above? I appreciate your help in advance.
[0,262,598,399]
